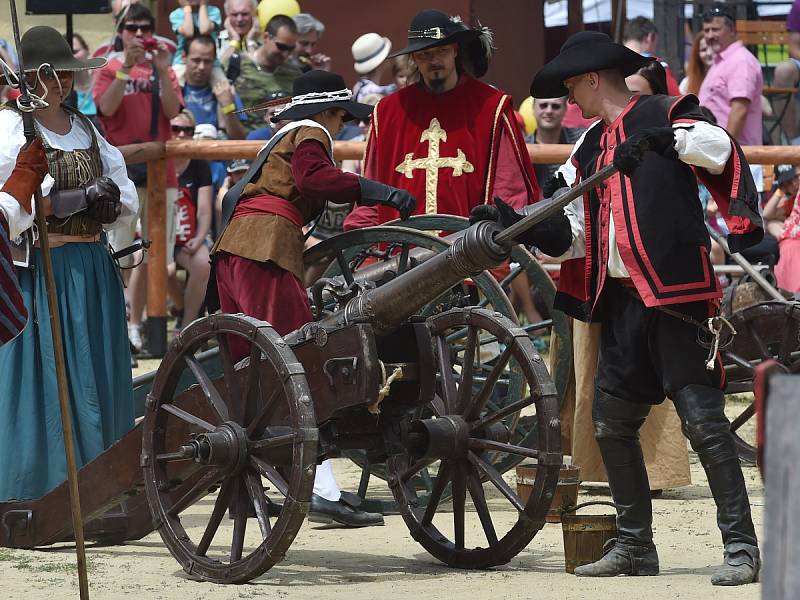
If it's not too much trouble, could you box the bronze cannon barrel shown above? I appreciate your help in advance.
[324,221,510,336]
[306,164,620,337]
[346,164,619,290]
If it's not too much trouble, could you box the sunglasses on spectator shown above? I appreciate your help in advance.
[270,37,296,52]
[122,23,153,34]
[275,41,296,52]
[171,125,195,135]
[537,102,564,110]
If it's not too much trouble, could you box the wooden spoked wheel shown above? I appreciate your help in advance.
[387,308,561,568]
[378,215,572,474]
[142,314,317,584]
[304,226,527,483]
[387,214,572,411]
[721,301,800,464]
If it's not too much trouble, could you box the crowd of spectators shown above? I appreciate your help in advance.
[2,0,799,354]
[42,2,403,353]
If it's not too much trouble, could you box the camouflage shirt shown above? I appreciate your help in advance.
[233,55,301,132]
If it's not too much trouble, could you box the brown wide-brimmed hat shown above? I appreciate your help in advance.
[1,26,106,85]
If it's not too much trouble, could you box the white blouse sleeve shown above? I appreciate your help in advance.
[0,110,53,239]
[93,120,139,232]
[673,121,732,175]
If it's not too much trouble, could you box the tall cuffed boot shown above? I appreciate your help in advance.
[574,396,659,577]
[673,384,760,586]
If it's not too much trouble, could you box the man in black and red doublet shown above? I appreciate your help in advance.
[476,31,762,585]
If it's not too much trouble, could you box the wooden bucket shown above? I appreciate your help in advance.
[561,501,618,574]
[516,463,580,523]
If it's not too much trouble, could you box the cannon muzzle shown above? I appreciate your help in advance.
[325,220,510,335]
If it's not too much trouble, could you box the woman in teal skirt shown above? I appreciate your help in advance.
[0,27,139,500]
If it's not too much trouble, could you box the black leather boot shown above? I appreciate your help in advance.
[575,395,659,577]
[574,538,659,577]
[672,384,759,585]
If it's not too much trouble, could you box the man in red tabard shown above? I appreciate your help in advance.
[343,9,539,230]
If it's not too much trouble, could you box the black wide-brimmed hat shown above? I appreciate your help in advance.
[531,31,654,98]
[389,9,493,78]
[390,10,481,56]
[1,26,106,84]
[272,70,374,123]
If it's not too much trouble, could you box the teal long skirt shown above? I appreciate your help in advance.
[0,242,134,501]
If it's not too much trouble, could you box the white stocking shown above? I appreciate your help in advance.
[313,459,341,501]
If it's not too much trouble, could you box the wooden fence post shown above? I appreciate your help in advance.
[145,158,168,358]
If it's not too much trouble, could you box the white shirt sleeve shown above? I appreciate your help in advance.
[673,121,732,175]
[93,120,139,232]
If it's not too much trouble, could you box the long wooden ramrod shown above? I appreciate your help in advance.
[494,163,618,246]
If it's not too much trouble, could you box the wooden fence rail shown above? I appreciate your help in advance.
[117,140,800,357]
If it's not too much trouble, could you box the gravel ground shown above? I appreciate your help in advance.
[0,452,762,600]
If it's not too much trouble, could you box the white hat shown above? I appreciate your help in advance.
[351,33,392,76]
[193,123,219,140]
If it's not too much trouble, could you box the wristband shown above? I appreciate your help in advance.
[221,103,236,114]
[115,70,130,81]
[229,39,241,50]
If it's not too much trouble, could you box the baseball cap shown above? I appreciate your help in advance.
[775,164,798,186]
[227,159,250,174]
[194,124,219,140]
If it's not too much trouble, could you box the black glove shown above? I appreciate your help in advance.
[357,177,416,220]
[468,197,523,229]
[613,127,676,177]
[468,203,499,224]
[492,197,573,256]
[542,172,569,199]
[85,176,122,224]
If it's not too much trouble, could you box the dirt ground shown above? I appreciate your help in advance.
[0,450,762,600]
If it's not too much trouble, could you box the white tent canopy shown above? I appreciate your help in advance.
[544,0,793,27]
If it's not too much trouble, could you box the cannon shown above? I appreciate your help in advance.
[0,221,563,584]
[0,166,616,583]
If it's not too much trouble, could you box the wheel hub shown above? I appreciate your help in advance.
[408,416,470,461]
[178,422,249,475]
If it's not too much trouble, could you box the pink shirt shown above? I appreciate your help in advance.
[698,40,763,146]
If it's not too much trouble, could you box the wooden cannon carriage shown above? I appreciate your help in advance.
[0,218,563,584]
